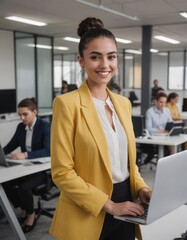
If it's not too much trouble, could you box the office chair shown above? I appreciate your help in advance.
[33,170,60,221]
[128,91,140,107]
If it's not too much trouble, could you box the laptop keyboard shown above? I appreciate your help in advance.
[7,161,22,167]
[139,203,149,219]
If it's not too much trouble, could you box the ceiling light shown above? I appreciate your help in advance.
[150,48,159,53]
[54,46,69,51]
[5,16,47,26]
[154,35,180,44]
[158,52,168,56]
[73,0,139,21]
[63,37,80,43]
[125,49,142,55]
[125,56,134,60]
[179,11,187,19]
[116,38,132,44]
[28,44,52,49]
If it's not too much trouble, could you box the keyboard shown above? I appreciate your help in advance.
[139,203,149,219]
[7,160,22,167]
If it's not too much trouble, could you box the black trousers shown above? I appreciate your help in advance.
[3,172,46,214]
[99,178,135,240]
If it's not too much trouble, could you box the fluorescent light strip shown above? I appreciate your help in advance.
[28,44,51,49]
[54,46,69,51]
[63,37,80,43]
[125,49,142,55]
[73,0,139,21]
[179,11,187,19]
[5,16,47,26]
[28,44,69,51]
[150,48,158,53]
[116,37,132,44]
[154,35,180,44]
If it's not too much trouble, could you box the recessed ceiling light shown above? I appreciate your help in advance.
[125,49,142,55]
[179,11,187,19]
[5,16,47,26]
[115,38,132,44]
[63,37,80,43]
[154,35,180,44]
[150,48,159,53]
[54,46,69,51]
[28,44,52,49]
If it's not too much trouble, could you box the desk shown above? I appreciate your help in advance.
[136,134,187,158]
[0,158,50,240]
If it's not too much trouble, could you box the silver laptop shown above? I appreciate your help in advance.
[0,144,22,167]
[114,150,187,225]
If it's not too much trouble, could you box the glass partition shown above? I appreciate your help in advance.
[15,33,35,103]
[168,52,184,90]
[37,37,53,108]
[15,32,53,109]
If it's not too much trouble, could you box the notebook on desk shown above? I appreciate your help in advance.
[0,144,22,167]
[114,150,187,225]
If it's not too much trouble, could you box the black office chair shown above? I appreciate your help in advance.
[33,170,60,221]
[128,91,140,107]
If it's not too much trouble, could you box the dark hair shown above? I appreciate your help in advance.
[62,80,68,85]
[155,92,167,101]
[167,92,179,102]
[18,97,37,111]
[77,17,117,57]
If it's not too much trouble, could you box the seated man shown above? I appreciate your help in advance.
[145,92,174,155]
[3,97,50,233]
[146,92,172,134]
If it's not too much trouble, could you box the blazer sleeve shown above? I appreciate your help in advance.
[3,124,23,154]
[27,120,51,159]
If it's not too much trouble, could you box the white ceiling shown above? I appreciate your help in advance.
[0,0,187,54]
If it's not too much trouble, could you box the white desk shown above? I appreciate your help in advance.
[0,159,50,240]
[136,134,187,158]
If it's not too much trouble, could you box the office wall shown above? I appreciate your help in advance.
[0,30,15,89]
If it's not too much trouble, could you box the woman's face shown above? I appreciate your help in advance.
[78,37,118,87]
[171,96,179,104]
[18,107,37,126]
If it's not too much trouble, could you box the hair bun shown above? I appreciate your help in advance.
[77,17,104,38]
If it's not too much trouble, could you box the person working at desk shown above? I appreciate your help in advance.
[166,92,182,121]
[3,97,50,233]
[146,92,172,134]
[146,92,174,155]
[49,17,151,240]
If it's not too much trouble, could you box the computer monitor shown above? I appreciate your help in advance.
[132,115,144,138]
[0,89,17,114]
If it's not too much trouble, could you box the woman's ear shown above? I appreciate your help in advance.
[77,55,84,68]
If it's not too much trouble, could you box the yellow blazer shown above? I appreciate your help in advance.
[49,81,148,240]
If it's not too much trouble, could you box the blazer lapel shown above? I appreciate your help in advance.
[78,82,112,179]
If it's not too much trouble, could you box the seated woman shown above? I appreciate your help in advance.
[3,97,50,233]
[166,92,182,121]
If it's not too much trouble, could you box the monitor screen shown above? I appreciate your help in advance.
[132,115,145,138]
[0,89,17,114]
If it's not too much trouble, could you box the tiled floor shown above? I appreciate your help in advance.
[0,164,156,240]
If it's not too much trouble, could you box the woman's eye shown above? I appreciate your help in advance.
[90,55,99,60]
[108,55,117,60]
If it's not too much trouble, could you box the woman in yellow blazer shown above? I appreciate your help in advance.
[50,17,151,240]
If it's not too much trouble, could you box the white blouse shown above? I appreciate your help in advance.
[92,97,129,183]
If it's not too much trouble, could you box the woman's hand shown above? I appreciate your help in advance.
[103,199,144,216]
[9,152,27,160]
[138,187,152,204]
